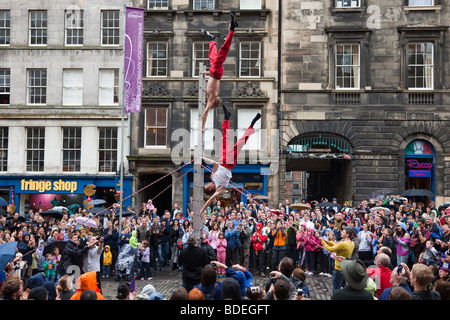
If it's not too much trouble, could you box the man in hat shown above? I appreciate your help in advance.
[330,259,374,300]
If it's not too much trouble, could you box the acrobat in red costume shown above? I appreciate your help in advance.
[201,13,238,133]
[201,106,261,215]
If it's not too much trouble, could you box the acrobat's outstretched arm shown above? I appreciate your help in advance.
[200,185,225,216]
[202,156,219,172]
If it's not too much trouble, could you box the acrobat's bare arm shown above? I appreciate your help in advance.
[202,157,219,172]
[200,185,225,216]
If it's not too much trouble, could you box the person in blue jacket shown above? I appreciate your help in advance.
[225,219,241,266]
[102,220,119,276]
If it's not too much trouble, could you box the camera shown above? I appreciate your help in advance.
[211,262,217,268]
[297,288,304,296]
[397,265,403,275]
[270,274,277,284]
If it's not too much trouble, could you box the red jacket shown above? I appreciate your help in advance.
[251,223,267,252]
[367,265,392,298]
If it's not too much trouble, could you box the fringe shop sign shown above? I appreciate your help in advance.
[20,179,78,194]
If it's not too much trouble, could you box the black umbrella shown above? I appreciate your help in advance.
[5,215,25,222]
[401,189,435,198]
[43,240,68,256]
[0,207,6,216]
[90,207,108,215]
[40,210,64,219]
[317,202,334,208]
[115,211,135,218]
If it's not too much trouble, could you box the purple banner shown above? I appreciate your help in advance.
[124,7,144,113]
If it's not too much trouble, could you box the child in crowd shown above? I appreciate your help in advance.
[43,253,56,282]
[138,240,152,280]
[103,245,112,278]
[216,232,227,276]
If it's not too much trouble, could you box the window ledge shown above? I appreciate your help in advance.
[403,5,441,13]
[331,7,366,15]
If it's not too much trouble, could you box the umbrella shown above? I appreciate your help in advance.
[115,211,135,218]
[0,197,8,206]
[401,189,435,198]
[5,215,25,222]
[88,199,107,205]
[43,241,68,256]
[317,201,334,208]
[290,203,311,211]
[40,210,63,219]
[253,195,269,200]
[0,207,7,216]
[370,206,392,215]
[90,207,108,215]
[438,203,450,212]
[75,217,98,228]
[52,206,68,213]
[0,241,18,272]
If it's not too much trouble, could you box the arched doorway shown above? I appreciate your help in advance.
[139,173,172,216]
[286,133,353,203]
[404,139,435,199]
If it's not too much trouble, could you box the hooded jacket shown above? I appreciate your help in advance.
[129,230,139,248]
[17,233,33,265]
[70,270,105,300]
[58,239,89,275]
[251,223,267,252]
[103,245,112,266]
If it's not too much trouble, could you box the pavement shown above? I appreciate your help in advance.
[99,267,333,300]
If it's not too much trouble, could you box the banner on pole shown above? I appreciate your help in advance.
[123,7,144,113]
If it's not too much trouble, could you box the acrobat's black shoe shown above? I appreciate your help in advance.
[250,113,261,128]
[223,104,231,120]
[230,13,239,31]
[205,30,215,41]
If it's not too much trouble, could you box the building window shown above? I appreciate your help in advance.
[148,0,169,9]
[99,69,119,105]
[190,108,214,149]
[147,42,168,77]
[101,10,120,46]
[193,42,210,77]
[193,0,214,10]
[0,11,10,46]
[0,127,8,171]
[237,108,261,150]
[239,42,261,77]
[99,127,118,173]
[65,10,83,46]
[29,11,47,46]
[336,0,360,7]
[145,108,167,147]
[27,69,47,105]
[408,0,434,5]
[26,127,45,172]
[240,0,262,9]
[335,43,360,90]
[0,69,10,105]
[63,69,83,106]
[408,43,433,90]
[62,127,81,172]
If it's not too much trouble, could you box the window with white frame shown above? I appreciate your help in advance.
[335,43,360,89]
[408,0,434,6]
[0,11,10,46]
[336,0,361,7]
[240,42,261,77]
[190,108,214,150]
[237,108,261,150]
[29,11,47,45]
[65,10,83,46]
[147,42,168,77]
[148,0,169,9]
[193,42,210,77]
[408,42,434,90]
[26,127,45,172]
[145,108,168,147]
[63,69,83,106]
[27,69,47,105]
[99,69,119,105]
[62,127,81,172]
[240,0,262,9]
[194,0,214,10]
[0,127,8,171]
[0,69,10,105]
[101,10,120,46]
[99,127,118,173]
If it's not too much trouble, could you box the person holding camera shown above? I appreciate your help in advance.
[82,235,104,291]
[238,219,253,269]
[270,220,286,271]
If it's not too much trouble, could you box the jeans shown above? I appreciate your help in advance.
[139,261,152,279]
[159,242,169,267]
[286,245,299,267]
[103,265,111,277]
[332,269,345,293]
[271,246,286,270]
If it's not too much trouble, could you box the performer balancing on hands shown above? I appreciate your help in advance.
[201,105,261,215]
[201,13,239,133]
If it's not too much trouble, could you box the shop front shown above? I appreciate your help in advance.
[0,175,133,215]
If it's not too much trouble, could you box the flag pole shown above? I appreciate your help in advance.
[119,4,127,235]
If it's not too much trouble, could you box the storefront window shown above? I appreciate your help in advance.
[404,139,435,194]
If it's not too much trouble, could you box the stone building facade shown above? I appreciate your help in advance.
[279,0,450,205]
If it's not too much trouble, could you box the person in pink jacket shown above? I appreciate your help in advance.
[296,222,308,267]
[216,232,227,276]
[304,229,323,275]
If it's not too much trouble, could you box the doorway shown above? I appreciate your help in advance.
[139,173,172,216]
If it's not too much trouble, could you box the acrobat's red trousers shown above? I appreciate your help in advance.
[219,120,255,171]
[209,30,235,80]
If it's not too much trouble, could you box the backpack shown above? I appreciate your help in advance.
[198,284,218,300]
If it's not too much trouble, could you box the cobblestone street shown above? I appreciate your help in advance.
[99,268,333,300]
